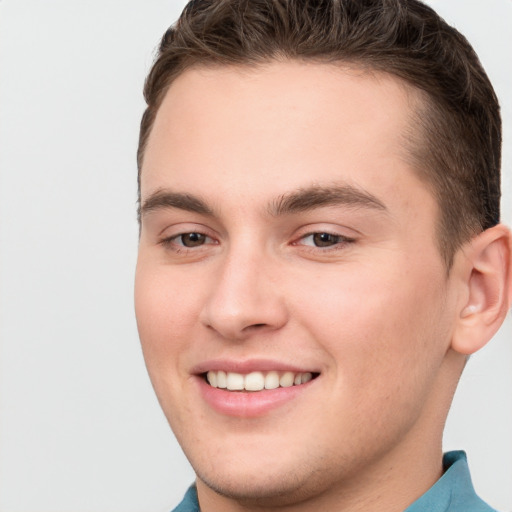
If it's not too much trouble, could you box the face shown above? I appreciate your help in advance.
[135,62,461,507]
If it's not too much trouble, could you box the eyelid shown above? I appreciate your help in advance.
[157,221,216,238]
[295,232,355,246]
[292,223,358,241]
[157,223,219,250]
[163,232,215,247]
[289,224,359,256]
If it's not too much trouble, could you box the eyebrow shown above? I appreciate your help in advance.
[269,184,387,216]
[139,183,387,222]
[139,189,214,221]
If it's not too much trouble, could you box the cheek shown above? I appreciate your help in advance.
[289,266,453,453]
[134,264,204,433]
[134,264,198,375]
[291,262,451,396]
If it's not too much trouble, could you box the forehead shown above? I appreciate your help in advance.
[141,61,430,217]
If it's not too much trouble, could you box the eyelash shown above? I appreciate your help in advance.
[294,232,355,251]
[159,232,216,251]
[158,230,355,254]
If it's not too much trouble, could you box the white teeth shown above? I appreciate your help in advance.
[226,372,245,390]
[207,371,217,387]
[206,370,316,391]
[279,371,294,388]
[301,372,313,384]
[217,370,227,389]
[245,372,265,391]
[264,371,280,390]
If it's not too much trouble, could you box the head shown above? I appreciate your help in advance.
[137,0,502,268]
[135,1,511,510]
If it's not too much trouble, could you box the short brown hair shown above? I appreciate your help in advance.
[138,0,501,266]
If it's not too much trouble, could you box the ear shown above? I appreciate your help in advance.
[451,224,512,355]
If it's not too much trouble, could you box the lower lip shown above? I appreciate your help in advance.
[196,377,316,418]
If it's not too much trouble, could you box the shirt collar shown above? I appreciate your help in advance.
[405,451,495,512]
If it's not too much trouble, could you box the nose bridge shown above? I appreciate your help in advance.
[200,238,287,340]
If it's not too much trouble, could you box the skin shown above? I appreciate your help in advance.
[135,62,509,512]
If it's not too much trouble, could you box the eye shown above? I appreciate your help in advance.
[160,232,215,250]
[176,232,208,247]
[300,232,352,248]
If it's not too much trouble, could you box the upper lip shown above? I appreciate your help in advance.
[191,358,320,375]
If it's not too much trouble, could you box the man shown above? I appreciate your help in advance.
[134,1,512,511]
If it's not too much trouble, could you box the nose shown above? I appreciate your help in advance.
[199,247,289,341]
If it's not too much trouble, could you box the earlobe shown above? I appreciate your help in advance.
[451,224,512,355]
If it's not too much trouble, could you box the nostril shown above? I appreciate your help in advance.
[244,323,268,332]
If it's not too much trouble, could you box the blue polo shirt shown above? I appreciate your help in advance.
[171,451,497,512]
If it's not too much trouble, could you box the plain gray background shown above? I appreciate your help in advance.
[0,1,510,511]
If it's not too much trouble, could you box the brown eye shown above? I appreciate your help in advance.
[312,233,342,247]
[296,232,355,251]
[180,233,207,247]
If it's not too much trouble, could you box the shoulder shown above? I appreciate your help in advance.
[170,485,199,512]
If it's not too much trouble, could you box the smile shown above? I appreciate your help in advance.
[195,363,321,417]
[206,370,316,391]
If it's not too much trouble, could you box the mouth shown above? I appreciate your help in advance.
[204,370,319,392]
[193,361,321,417]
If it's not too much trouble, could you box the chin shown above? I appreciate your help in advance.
[196,464,330,508]
[188,441,348,509]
